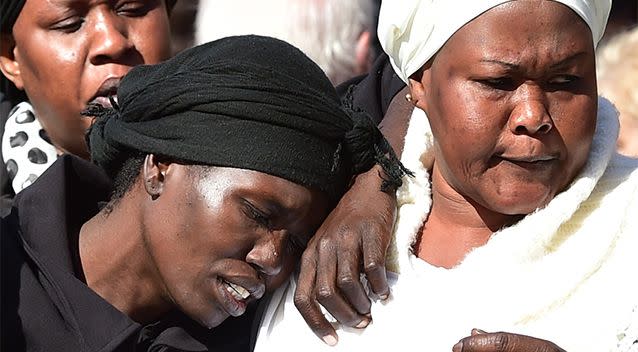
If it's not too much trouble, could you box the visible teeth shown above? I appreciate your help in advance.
[225,281,250,300]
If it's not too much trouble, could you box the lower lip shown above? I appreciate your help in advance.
[216,279,248,317]
[502,158,555,170]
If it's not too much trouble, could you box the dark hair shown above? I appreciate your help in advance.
[105,152,208,209]
[109,152,145,203]
[97,150,144,214]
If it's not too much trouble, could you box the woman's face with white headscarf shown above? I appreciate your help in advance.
[410,0,597,215]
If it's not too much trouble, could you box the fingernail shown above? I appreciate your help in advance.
[379,293,389,300]
[355,317,370,328]
[452,341,463,352]
[322,335,338,346]
[471,328,487,335]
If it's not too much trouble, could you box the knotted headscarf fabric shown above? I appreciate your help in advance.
[84,35,409,199]
[378,0,612,83]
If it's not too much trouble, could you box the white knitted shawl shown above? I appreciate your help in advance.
[254,97,638,352]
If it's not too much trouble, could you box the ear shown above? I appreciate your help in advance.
[142,154,170,200]
[354,31,372,75]
[0,34,23,89]
[407,62,432,112]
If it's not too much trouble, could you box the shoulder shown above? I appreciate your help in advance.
[598,154,638,195]
[590,154,638,231]
[13,154,110,213]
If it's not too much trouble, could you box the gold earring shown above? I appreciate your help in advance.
[405,93,413,103]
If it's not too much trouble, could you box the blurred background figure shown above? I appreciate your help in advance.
[195,0,382,85]
[597,26,638,157]
[169,0,199,54]
[601,0,637,39]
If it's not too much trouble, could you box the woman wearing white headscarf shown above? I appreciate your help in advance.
[254,1,638,351]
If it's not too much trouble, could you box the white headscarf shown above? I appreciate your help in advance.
[378,0,612,83]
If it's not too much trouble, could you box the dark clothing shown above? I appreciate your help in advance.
[336,53,405,125]
[1,155,254,351]
[0,92,16,217]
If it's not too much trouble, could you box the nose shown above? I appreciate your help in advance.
[89,10,134,64]
[508,84,553,135]
[246,230,287,277]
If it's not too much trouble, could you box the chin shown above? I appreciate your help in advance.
[488,186,555,216]
[194,310,228,330]
[177,298,229,329]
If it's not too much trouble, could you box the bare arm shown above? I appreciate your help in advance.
[293,87,413,345]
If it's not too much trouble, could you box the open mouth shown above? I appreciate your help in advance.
[89,94,118,108]
[88,77,121,108]
[221,279,251,301]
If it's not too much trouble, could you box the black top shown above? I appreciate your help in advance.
[336,53,406,125]
[1,155,255,352]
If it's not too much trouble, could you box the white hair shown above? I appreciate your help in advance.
[195,0,377,84]
[597,26,638,123]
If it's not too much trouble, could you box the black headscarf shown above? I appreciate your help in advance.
[84,35,410,199]
[0,0,177,34]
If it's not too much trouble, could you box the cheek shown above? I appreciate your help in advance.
[13,34,92,154]
[129,13,172,63]
[14,35,83,100]
[552,99,597,183]
[427,90,504,188]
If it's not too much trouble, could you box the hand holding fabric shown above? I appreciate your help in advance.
[453,329,566,352]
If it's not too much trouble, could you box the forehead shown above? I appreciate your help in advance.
[195,167,321,211]
[439,0,594,64]
[23,0,107,10]
[17,0,114,21]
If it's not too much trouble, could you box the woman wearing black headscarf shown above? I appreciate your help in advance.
[0,35,408,352]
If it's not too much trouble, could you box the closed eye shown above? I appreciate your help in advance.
[50,17,84,33]
[116,0,156,17]
[547,75,580,88]
[242,200,272,229]
[476,77,517,91]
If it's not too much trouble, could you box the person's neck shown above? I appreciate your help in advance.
[79,189,170,323]
[415,163,522,269]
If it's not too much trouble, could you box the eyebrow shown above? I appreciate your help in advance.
[479,52,587,70]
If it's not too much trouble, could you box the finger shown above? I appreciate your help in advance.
[455,332,567,352]
[294,247,338,346]
[336,234,371,316]
[315,237,368,328]
[361,222,390,299]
